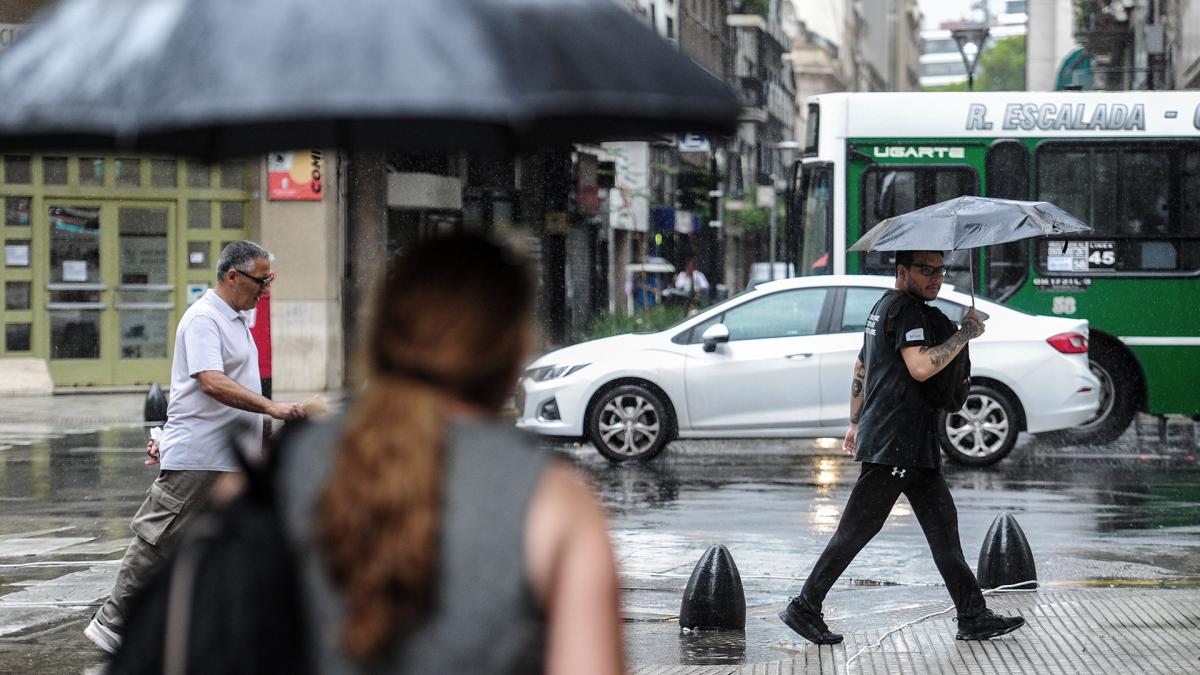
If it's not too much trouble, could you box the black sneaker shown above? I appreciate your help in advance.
[955,609,1026,640]
[778,598,844,645]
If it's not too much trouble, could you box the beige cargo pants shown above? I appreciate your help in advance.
[94,469,224,632]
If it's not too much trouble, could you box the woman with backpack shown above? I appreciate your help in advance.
[278,234,625,674]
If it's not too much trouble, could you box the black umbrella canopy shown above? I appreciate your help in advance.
[849,196,1092,252]
[0,0,739,159]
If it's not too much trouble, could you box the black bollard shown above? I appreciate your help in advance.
[977,512,1037,590]
[144,383,168,423]
[679,544,745,630]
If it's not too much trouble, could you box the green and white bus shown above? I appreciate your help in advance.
[788,91,1200,444]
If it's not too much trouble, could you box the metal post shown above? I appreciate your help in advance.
[768,189,777,280]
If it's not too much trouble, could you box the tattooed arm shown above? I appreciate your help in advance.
[843,358,866,455]
[899,308,985,382]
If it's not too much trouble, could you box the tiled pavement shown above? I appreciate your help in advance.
[631,588,1200,674]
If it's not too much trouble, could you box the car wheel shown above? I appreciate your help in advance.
[586,384,671,462]
[1042,340,1138,446]
[939,384,1019,466]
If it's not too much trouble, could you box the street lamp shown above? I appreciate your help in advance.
[951,25,989,91]
[768,140,801,280]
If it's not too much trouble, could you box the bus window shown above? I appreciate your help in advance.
[859,166,978,285]
[803,102,820,156]
[984,140,1030,300]
[798,164,832,276]
[1036,143,1200,275]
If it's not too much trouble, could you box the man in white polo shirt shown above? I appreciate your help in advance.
[85,240,305,654]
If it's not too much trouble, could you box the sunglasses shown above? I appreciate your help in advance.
[907,264,947,277]
[235,268,275,288]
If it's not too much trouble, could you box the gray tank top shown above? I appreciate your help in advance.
[276,416,552,674]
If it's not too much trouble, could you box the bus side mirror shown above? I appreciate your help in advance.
[874,171,897,220]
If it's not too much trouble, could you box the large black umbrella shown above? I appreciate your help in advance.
[849,196,1092,306]
[0,0,739,159]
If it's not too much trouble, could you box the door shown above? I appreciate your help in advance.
[45,202,107,385]
[113,203,175,384]
[684,288,830,430]
[46,202,174,386]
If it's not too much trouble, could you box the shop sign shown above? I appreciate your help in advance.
[267,150,323,201]
[186,284,209,307]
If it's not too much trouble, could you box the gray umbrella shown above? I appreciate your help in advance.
[849,196,1092,306]
[0,0,739,159]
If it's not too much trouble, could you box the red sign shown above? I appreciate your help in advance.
[267,150,323,201]
[576,153,600,215]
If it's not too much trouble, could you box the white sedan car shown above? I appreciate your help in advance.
[517,275,1101,466]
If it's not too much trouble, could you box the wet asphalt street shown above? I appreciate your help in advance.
[0,395,1197,672]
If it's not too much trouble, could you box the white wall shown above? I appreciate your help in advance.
[1180,0,1200,88]
[1026,0,1076,91]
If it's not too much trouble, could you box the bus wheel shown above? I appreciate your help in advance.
[1045,340,1138,446]
[938,384,1019,466]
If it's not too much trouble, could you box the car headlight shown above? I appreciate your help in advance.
[525,363,589,382]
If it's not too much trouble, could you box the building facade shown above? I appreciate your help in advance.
[0,0,342,393]
[1177,0,1200,88]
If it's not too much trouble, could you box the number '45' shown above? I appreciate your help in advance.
[1088,250,1115,266]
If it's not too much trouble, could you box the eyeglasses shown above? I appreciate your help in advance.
[907,264,947,277]
[235,268,275,288]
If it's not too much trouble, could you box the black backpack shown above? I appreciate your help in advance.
[109,424,311,675]
[919,303,971,413]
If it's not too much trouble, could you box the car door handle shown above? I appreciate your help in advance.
[785,353,813,360]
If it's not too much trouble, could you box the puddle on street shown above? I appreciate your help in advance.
[678,628,747,665]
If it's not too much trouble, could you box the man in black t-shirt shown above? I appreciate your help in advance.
[779,250,1025,644]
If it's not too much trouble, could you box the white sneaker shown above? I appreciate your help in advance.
[84,615,121,655]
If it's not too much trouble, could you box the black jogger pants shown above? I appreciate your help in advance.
[798,462,986,618]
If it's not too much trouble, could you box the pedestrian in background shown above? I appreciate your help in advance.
[779,250,1025,644]
[85,240,305,654]
[673,255,709,313]
[275,234,624,674]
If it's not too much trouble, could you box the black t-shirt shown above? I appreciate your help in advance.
[853,289,945,469]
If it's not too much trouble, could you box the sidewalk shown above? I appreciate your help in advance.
[0,390,337,450]
[630,585,1200,674]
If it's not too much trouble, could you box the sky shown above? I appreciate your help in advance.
[919,0,1007,30]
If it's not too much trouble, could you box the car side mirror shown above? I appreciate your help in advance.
[874,171,896,220]
[701,324,730,352]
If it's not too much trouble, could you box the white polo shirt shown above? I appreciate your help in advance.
[160,289,263,471]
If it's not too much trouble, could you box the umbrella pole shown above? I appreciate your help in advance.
[969,252,976,310]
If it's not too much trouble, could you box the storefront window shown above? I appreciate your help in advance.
[150,159,177,188]
[4,281,30,310]
[188,241,210,269]
[219,161,247,190]
[51,311,100,359]
[220,201,244,229]
[4,197,30,226]
[5,323,31,352]
[188,200,211,229]
[43,157,68,185]
[4,156,31,184]
[115,158,142,186]
[79,158,105,186]
[187,161,211,188]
